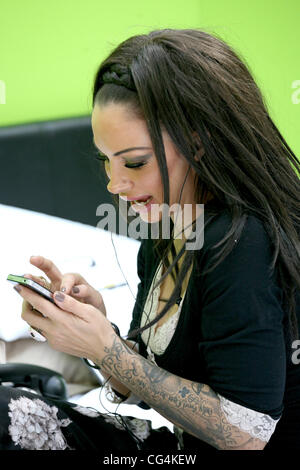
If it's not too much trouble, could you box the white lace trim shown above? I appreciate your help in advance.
[141,262,184,356]
[8,396,72,450]
[218,394,280,442]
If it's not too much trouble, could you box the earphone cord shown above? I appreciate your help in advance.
[101,168,191,441]
[96,373,144,449]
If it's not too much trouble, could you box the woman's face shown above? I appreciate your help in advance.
[91,102,197,223]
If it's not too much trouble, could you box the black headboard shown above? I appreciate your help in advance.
[0,116,113,228]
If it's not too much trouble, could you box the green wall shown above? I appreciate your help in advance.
[0,0,299,156]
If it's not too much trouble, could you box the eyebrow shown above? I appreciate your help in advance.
[113,147,152,156]
[92,140,152,156]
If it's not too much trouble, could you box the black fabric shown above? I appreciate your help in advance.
[0,385,177,451]
[129,200,300,449]
[0,117,114,228]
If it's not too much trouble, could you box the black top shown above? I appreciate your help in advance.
[129,201,300,450]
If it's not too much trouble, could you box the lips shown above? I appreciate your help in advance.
[120,195,152,204]
[132,196,153,206]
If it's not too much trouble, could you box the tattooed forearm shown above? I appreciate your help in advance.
[99,336,266,450]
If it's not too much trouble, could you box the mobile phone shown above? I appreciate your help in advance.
[7,274,55,304]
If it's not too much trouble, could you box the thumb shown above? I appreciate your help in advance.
[53,291,90,320]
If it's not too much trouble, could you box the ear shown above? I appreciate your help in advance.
[192,132,206,162]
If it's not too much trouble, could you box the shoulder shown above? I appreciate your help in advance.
[137,207,275,277]
[192,207,281,296]
[201,207,274,264]
[203,207,271,249]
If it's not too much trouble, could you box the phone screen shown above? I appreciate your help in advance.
[7,274,55,303]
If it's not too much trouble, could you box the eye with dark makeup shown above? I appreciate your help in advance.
[94,152,149,169]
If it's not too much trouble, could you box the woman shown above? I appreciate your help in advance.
[1,28,299,451]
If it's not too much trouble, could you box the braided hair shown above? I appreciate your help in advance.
[100,64,136,91]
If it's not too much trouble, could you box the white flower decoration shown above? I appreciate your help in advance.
[8,396,72,450]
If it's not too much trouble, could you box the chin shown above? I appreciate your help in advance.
[138,210,162,224]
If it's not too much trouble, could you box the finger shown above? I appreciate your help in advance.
[70,284,106,313]
[21,299,33,318]
[30,256,62,284]
[23,273,51,289]
[15,284,57,321]
[70,284,100,305]
[70,284,84,295]
[21,299,51,333]
[53,291,91,320]
[60,273,86,294]
[69,284,92,298]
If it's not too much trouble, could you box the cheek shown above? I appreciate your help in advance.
[147,172,162,191]
[149,174,164,201]
[137,163,162,195]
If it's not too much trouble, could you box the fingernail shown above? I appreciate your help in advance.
[14,285,21,293]
[54,292,65,302]
[72,286,80,294]
[61,287,66,292]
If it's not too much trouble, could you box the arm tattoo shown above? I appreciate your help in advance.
[99,336,265,450]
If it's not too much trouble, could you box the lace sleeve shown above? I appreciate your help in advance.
[217,393,280,442]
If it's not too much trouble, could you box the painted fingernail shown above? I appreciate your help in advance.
[61,287,66,292]
[14,285,21,293]
[54,292,65,302]
[72,287,80,294]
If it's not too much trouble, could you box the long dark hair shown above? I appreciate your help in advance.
[92,28,300,340]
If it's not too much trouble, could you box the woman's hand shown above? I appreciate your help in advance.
[16,283,114,363]
[23,255,106,315]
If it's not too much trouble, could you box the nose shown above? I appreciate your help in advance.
[107,174,133,195]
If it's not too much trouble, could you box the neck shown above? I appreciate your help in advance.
[171,203,204,241]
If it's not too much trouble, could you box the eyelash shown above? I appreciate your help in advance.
[94,153,147,170]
